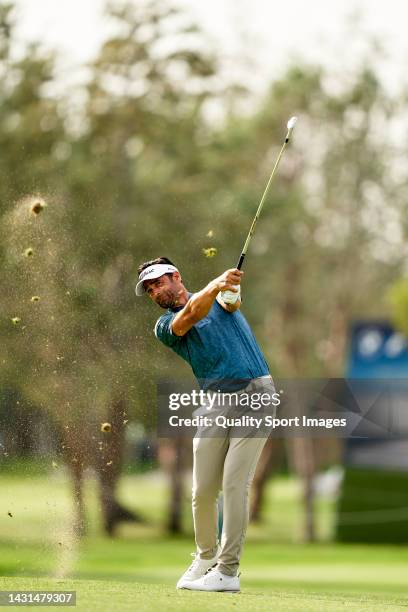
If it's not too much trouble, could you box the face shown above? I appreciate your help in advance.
[144,273,184,309]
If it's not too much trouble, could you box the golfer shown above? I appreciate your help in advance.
[135,256,276,592]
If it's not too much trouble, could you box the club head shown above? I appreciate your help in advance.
[287,116,298,130]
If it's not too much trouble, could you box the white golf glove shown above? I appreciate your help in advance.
[220,285,241,305]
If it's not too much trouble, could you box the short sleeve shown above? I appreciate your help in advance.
[154,312,181,348]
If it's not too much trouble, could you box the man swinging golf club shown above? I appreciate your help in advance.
[136,258,275,593]
[135,117,297,593]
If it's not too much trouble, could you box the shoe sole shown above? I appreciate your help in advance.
[178,587,240,593]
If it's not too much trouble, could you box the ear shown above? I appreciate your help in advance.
[173,271,182,283]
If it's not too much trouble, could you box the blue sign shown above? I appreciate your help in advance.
[347,320,408,379]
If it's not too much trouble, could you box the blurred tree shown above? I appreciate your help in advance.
[0,0,232,536]
[60,0,232,533]
[216,58,406,539]
[0,4,65,209]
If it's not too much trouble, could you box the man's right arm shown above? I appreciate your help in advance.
[172,268,243,336]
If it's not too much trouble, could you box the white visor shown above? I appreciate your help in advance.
[135,264,178,296]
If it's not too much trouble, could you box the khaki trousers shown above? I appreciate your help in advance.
[192,375,275,576]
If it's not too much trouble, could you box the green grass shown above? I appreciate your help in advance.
[1,468,408,610]
[0,577,407,612]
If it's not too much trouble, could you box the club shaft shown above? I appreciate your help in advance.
[236,127,293,270]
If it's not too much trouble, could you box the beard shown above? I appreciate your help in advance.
[155,289,180,310]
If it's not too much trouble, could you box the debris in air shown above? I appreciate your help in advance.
[31,200,47,215]
[203,247,217,258]
[206,230,214,238]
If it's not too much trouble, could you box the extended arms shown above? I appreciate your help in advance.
[172,268,243,336]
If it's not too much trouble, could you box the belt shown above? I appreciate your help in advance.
[206,374,273,395]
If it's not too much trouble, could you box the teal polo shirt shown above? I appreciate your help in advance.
[154,293,269,391]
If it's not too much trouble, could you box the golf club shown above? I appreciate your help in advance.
[221,116,298,303]
[237,115,298,270]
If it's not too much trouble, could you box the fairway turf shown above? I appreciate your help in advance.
[1,470,408,610]
[0,577,407,611]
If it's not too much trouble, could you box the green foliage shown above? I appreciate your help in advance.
[388,279,408,334]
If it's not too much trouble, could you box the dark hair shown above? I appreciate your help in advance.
[137,256,176,275]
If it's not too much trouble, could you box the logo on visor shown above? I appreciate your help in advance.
[139,266,158,281]
[138,264,178,284]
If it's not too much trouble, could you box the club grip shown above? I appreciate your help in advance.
[236,253,246,270]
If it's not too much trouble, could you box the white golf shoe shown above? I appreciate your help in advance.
[176,550,219,589]
[182,567,240,592]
